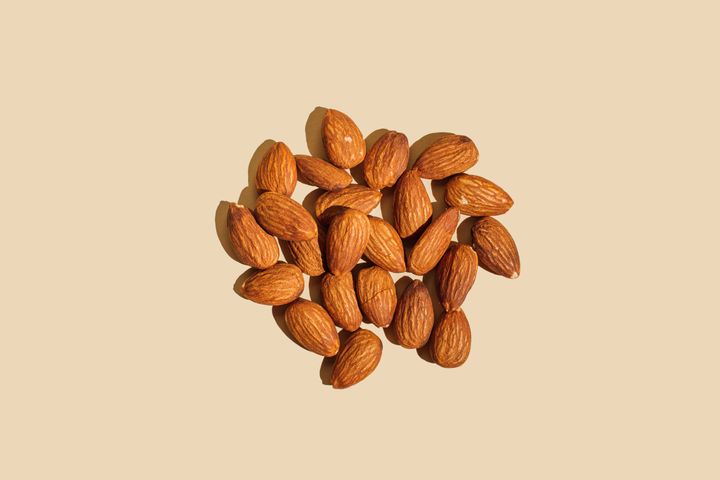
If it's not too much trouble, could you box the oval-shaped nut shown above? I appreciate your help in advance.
[315,185,381,223]
[255,141,297,196]
[356,266,397,328]
[322,108,366,168]
[325,209,370,275]
[436,242,478,312]
[430,309,471,368]
[364,216,406,273]
[393,170,432,238]
[321,272,362,331]
[471,217,520,279]
[393,280,434,349]
[255,192,318,241]
[285,237,324,276]
[238,263,304,306]
[445,174,513,216]
[362,130,409,190]
[407,207,460,275]
[284,299,340,357]
[226,203,279,269]
[331,329,382,389]
[295,154,352,191]
[413,134,479,180]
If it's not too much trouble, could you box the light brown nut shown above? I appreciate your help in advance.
[413,134,479,180]
[436,242,478,312]
[325,209,370,275]
[295,154,352,191]
[430,309,471,368]
[285,236,324,276]
[445,174,513,216]
[284,299,340,357]
[321,272,362,331]
[393,170,433,238]
[322,108,366,168]
[393,280,434,349]
[315,185,381,223]
[407,207,460,275]
[238,263,304,306]
[255,141,297,196]
[471,217,520,279]
[255,191,318,241]
[226,203,279,269]
[362,130,409,190]
[356,266,397,328]
[331,329,382,389]
[364,216,406,273]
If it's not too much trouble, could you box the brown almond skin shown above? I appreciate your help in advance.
[295,154,352,191]
[364,216,406,273]
[322,109,366,169]
[393,280,434,349]
[255,191,318,241]
[436,243,478,312]
[321,272,362,331]
[315,185,381,223]
[445,174,513,216]
[362,130,409,190]
[325,209,370,275]
[331,329,382,389]
[413,134,479,180]
[255,141,297,196]
[430,309,471,368]
[239,263,304,306]
[471,217,521,279]
[226,204,279,269]
[407,207,460,275]
[285,237,324,276]
[284,299,340,357]
[393,170,433,238]
[356,266,397,328]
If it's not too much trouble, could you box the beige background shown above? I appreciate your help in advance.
[1,1,719,478]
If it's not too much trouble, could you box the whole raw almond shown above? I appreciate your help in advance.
[436,242,478,312]
[226,203,279,269]
[255,191,318,241]
[331,329,382,389]
[393,170,433,238]
[325,209,370,275]
[430,309,471,368]
[285,236,325,276]
[471,216,520,279]
[364,216,406,273]
[322,109,366,168]
[413,134,479,180]
[393,280,434,349]
[356,266,397,328]
[321,272,362,331]
[315,185,381,223]
[295,154,352,191]
[284,299,340,357]
[445,174,513,216]
[362,130,409,190]
[407,207,460,275]
[239,263,304,305]
[255,141,297,196]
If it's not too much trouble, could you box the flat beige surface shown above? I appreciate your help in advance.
[2,1,719,478]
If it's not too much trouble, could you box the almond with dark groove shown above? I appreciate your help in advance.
[238,263,304,306]
[325,209,370,275]
[331,329,382,389]
[321,272,362,331]
[295,154,352,191]
[315,185,381,223]
[226,203,279,269]
[363,130,409,190]
[471,216,521,279]
[255,191,318,241]
[436,242,478,312]
[364,216,406,273]
[430,309,471,368]
[407,207,460,275]
[356,266,397,328]
[445,173,513,216]
[255,141,297,196]
[393,280,434,349]
[393,170,433,238]
[413,134,479,180]
[284,299,340,356]
[322,109,366,169]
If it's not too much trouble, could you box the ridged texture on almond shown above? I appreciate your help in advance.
[331,329,382,389]
[315,185,381,223]
[413,134,479,180]
[226,204,279,269]
[295,155,352,191]
[362,130,409,190]
[393,280,434,349]
[364,216,406,273]
[239,263,304,305]
[255,141,297,196]
[445,174,513,216]
[471,217,521,279]
[284,299,340,357]
[430,309,471,368]
[356,266,397,328]
[393,170,433,238]
[321,272,362,331]
[322,109,366,168]
[436,243,478,312]
[325,209,370,275]
[285,237,324,276]
[407,207,460,275]
[255,191,318,241]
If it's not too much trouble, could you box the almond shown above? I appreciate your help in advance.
[325,209,370,275]
[413,134,479,180]
[284,299,340,356]
[295,154,352,191]
[435,242,478,312]
[393,170,433,238]
[321,272,362,331]
[362,130,409,190]
[226,203,279,269]
[322,108,366,168]
[471,217,520,279]
[238,263,304,305]
[331,329,382,389]
[393,280,434,349]
[356,266,397,328]
[255,191,318,241]
[445,174,513,216]
[255,141,297,196]
[407,207,460,275]
[285,236,325,276]
[430,309,471,368]
[315,185,381,223]
[364,216,406,273]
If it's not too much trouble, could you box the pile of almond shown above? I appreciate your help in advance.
[222,108,520,389]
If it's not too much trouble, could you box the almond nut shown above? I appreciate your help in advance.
[331,329,382,389]
[255,191,318,241]
[407,207,459,275]
[436,242,478,312]
[322,109,366,168]
[226,203,279,269]
[315,185,381,223]
[364,216,406,273]
[393,170,432,238]
[238,263,304,305]
[255,141,297,196]
[445,173,513,216]
[471,216,520,279]
[356,266,397,328]
[362,130,409,189]
[295,154,352,191]
[320,272,362,331]
[325,208,370,275]
[393,280,434,349]
[430,309,471,368]
[413,134,478,180]
[285,236,325,276]
[284,299,340,356]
